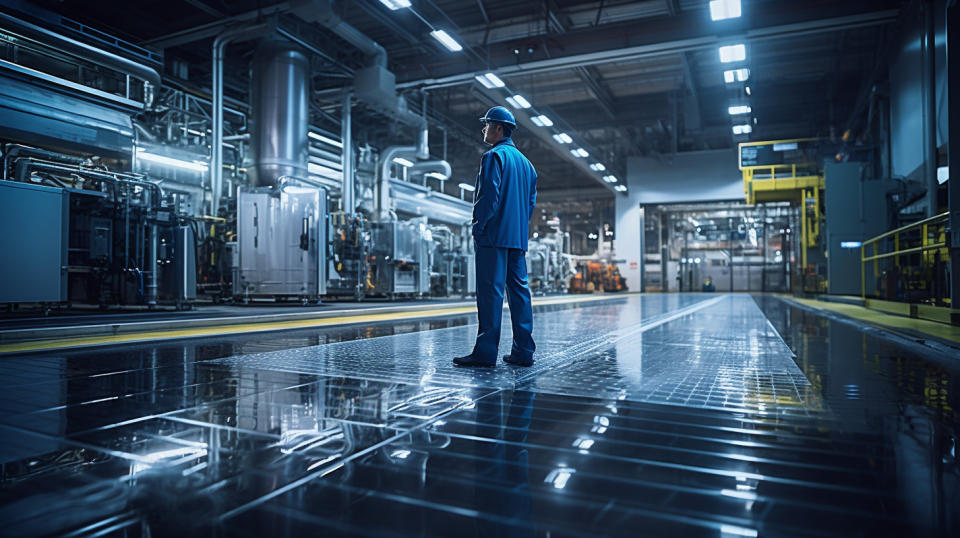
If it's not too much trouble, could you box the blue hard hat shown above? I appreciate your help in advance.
[479,106,516,127]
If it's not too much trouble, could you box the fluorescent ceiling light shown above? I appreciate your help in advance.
[136,148,208,172]
[552,133,572,144]
[589,163,606,171]
[614,185,627,192]
[425,172,448,181]
[575,148,589,157]
[531,115,553,127]
[475,72,505,88]
[728,105,752,115]
[732,124,753,135]
[723,68,750,83]
[840,241,863,249]
[709,0,741,21]
[430,30,462,52]
[719,44,746,63]
[378,0,411,9]
[506,94,531,109]
[308,131,343,148]
[602,175,617,183]
[458,182,475,192]
[475,75,495,88]
[392,157,414,167]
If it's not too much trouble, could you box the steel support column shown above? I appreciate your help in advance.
[947,0,960,310]
[924,0,940,217]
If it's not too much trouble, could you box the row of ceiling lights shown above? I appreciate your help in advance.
[711,0,754,137]
[475,71,626,192]
[378,1,466,51]
[377,0,627,194]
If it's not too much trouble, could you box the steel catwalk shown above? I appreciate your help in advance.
[0,294,956,536]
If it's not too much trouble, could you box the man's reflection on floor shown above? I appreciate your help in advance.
[474,390,536,538]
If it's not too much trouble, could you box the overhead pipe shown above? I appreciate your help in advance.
[377,146,417,221]
[0,11,161,89]
[210,22,271,216]
[407,160,452,183]
[2,144,87,180]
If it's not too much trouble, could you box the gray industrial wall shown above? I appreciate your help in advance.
[889,0,948,181]
[625,149,744,205]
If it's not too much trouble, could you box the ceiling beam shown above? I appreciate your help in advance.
[142,2,291,48]
[665,0,681,18]
[396,2,899,88]
[355,0,422,46]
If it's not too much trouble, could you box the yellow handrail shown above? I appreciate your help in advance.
[860,212,950,299]
[862,212,948,246]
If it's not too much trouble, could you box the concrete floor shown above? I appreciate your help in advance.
[0,294,957,536]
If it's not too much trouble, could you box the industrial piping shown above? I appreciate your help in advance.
[210,22,270,216]
[341,92,354,213]
[378,146,418,221]
[0,11,162,88]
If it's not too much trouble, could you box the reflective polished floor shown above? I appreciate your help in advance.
[0,294,957,537]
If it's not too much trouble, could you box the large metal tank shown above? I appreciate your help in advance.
[248,39,310,187]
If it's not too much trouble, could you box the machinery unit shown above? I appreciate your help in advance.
[0,145,198,309]
[327,211,370,300]
[235,184,327,302]
[569,261,628,293]
[429,224,475,297]
[0,180,68,304]
[0,6,521,311]
[527,231,573,294]
[367,218,433,297]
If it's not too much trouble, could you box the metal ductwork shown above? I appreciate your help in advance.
[293,0,425,129]
[292,0,386,67]
[248,38,310,188]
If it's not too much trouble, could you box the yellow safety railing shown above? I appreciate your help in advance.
[860,212,950,299]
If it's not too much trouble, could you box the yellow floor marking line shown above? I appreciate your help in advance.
[0,293,632,355]
[789,297,960,345]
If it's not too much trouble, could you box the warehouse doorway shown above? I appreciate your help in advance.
[644,202,796,293]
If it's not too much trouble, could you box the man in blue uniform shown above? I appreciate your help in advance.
[454,106,538,367]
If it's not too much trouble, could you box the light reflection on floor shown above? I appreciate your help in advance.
[0,294,957,536]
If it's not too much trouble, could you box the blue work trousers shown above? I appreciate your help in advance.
[472,245,535,363]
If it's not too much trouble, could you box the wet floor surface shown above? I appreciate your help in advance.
[0,294,957,537]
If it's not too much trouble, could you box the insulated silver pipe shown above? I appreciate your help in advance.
[147,222,158,306]
[408,160,451,182]
[417,125,430,160]
[341,92,354,213]
[0,11,161,88]
[378,146,417,220]
[211,23,269,216]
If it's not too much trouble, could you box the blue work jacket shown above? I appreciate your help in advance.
[471,137,538,251]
